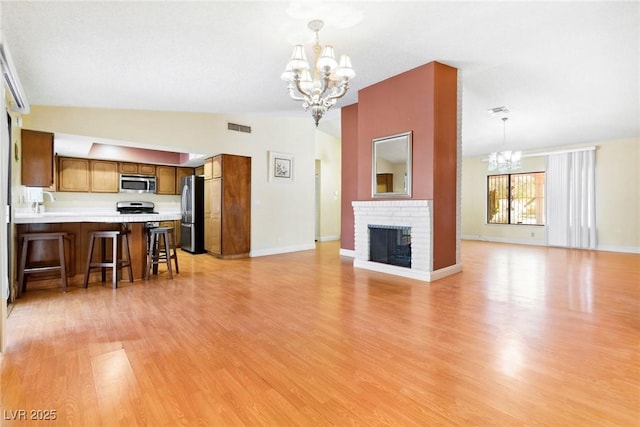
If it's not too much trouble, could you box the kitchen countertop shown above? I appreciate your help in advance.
[14,210,182,224]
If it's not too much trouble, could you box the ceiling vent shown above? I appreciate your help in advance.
[227,122,252,133]
[488,106,510,116]
[0,39,30,114]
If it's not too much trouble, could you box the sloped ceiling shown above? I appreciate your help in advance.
[2,1,638,157]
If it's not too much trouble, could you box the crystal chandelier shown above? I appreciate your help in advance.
[488,117,522,172]
[281,19,355,126]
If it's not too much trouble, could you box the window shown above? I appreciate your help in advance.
[487,172,545,225]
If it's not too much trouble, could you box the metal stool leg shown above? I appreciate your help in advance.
[163,232,173,279]
[58,235,68,292]
[18,236,29,293]
[121,233,134,283]
[169,229,179,274]
[84,234,96,288]
[111,235,118,289]
[146,232,156,281]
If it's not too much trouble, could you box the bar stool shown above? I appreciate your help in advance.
[18,232,68,293]
[84,229,133,289]
[146,226,179,280]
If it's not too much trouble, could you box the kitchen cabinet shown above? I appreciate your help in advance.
[376,173,394,193]
[138,164,157,175]
[204,154,250,259]
[203,158,212,179]
[203,157,221,179]
[90,160,119,193]
[204,178,221,254]
[156,166,176,195]
[211,156,222,178]
[176,167,195,195]
[21,129,54,187]
[57,157,90,192]
[195,165,204,176]
[119,162,156,175]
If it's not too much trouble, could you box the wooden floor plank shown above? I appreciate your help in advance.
[2,240,639,425]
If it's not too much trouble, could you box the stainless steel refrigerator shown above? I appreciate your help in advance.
[180,175,205,253]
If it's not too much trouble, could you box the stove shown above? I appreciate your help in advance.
[116,201,158,215]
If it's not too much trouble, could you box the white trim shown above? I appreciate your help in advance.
[339,248,355,258]
[0,36,30,114]
[461,236,640,254]
[596,245,640,254]
[317,235,340,242]
[250,243,316,257]
[353,260,462,282]
[430,263,464,281]
[461,235,545,246]
[525,145,597,157]
[481,145,597,162]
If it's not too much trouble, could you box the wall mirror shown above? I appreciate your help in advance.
[372,131,412,198]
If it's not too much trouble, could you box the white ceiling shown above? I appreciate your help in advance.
[2,1,638,157]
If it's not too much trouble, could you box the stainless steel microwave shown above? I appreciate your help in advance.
[119,174,157,193]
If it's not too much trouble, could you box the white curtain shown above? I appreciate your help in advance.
[546,149,597,249]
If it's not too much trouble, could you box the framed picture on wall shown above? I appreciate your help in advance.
[268,151,295,182]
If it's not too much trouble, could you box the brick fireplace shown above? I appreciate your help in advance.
[352,200,461,282]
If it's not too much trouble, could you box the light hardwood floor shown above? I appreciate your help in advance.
[1,241,639,426]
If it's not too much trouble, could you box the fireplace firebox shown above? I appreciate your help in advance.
[368,225,411,268]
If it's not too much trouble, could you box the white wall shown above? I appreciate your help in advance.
[461,137,640,253]
[594,137,640,252]
[21,106,318,256]
[314,128,341,241]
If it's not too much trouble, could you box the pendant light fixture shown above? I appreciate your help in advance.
[488,116,521,173]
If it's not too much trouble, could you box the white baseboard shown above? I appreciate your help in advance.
[353,260,463,282]
[461,235,545,246]
[596,245,640,254]
[317,235,340,242]
[339,248,355,258]
[462,235,640,254]
[250,243,316,258]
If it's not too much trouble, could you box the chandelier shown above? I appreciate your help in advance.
[488,117,522,172]
[281,19,355,126]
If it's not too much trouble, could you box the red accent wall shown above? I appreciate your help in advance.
[432,65,459,269]
[341,61,458,269]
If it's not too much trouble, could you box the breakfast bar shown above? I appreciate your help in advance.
[14,209,181,292]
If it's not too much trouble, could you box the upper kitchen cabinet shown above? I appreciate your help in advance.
[203,156,221,179]
[156,166,176,195]
[176,167,195,194]
[57,157,90,192]
[21,129,54,187]
[203,158,212,179]
[90,160,119,193]
[119,162,156,175]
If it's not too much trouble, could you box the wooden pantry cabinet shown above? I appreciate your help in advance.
[204,154,251,259]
